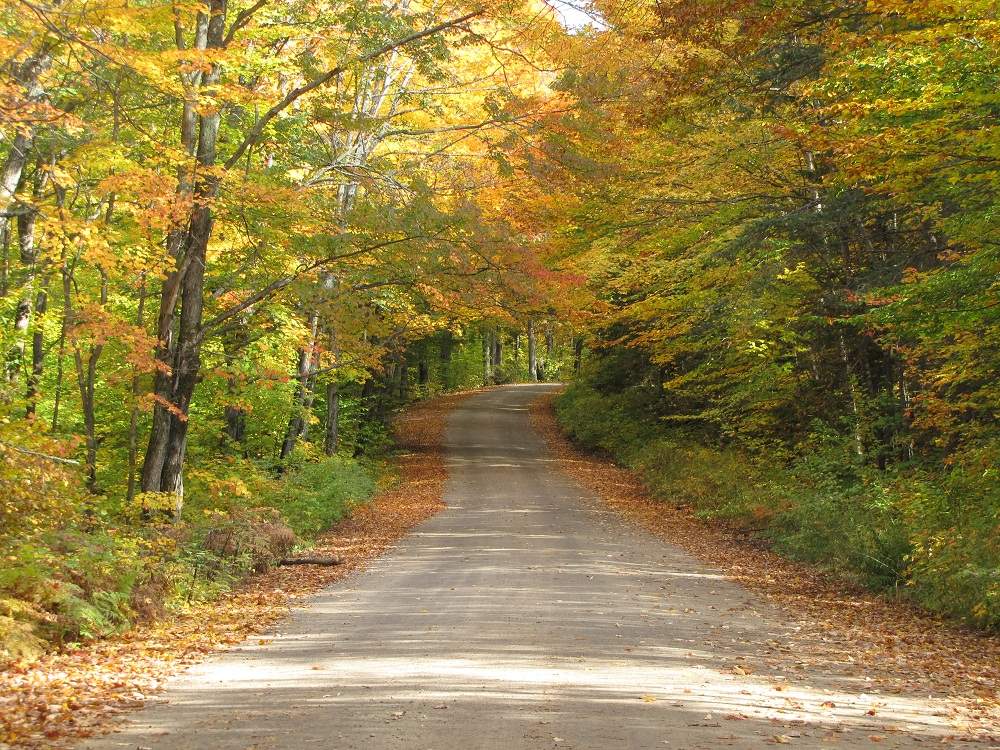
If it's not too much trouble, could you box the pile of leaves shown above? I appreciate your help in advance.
[0,392,469,749]
[532,393,1000,745]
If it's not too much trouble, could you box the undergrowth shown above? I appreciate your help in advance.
[555,381,1000,630]
[0,451,378,663]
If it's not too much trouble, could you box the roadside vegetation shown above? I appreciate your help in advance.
[557,377,1000,630]
[0,0,578,665]
[0,331,576,664]
[529,1,1000,632]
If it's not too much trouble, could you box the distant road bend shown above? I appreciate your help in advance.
[88,385,986,750]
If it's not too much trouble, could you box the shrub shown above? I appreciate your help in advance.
[899,450,1000,629]
[263,456,376,538]
[555,380,1000,629]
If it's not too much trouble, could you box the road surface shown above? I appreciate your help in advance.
[88,384,975,749]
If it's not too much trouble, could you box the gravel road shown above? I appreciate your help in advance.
[87,384,979,750]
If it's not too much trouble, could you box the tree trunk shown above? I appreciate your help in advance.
[839,331,864,458]
[2,54,49,384]
[156,199,215,506]
[439,331,452,387]
[126,278,147,505]
[527,319,537,382]
[324,380,339,456]
[482,330,493,384]
[398,362,409,401]
[8,181,40,384]
[280,311,319,460]
[1,222,9,297]
[141,3,226,512]
[51,283,67,431]
[73,268,107,492]
[221,321,249,451]
[0,53,50,233]
[25,282,46,418]
[440,331,453,363]
[16,206,39,405]
[573,336,583,373]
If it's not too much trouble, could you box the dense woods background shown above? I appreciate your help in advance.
[1,0,999,663]
[548,0,1000,630]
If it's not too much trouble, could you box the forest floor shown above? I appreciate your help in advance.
[0,391,472,749]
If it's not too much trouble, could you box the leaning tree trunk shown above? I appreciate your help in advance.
[141,3,225,515]
[157,199,216,504]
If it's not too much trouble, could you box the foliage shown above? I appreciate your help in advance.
[263,457,376,538]
[557,377,1000,629]
[527,0,1000,629]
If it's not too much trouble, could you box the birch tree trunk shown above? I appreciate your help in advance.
[0,53,50,232]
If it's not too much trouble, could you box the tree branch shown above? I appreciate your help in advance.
[223,8,483,169]
[224,0,269,46]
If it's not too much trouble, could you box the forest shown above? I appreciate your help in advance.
[1,0,999,670]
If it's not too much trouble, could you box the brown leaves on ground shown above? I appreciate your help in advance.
[530,393,1000,744]
[0,391,470,750]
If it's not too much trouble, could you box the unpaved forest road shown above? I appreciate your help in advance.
[87,385,990,750]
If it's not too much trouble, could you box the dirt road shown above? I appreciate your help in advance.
[87,385,985,749]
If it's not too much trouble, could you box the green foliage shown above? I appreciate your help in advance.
[264,457,376,538]
[557,377,1000,630]
[0,531,145,644]
[534,0,1000,633]
[0,0,567,660]
[897,451,1000,629]
[0,452,379,657]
